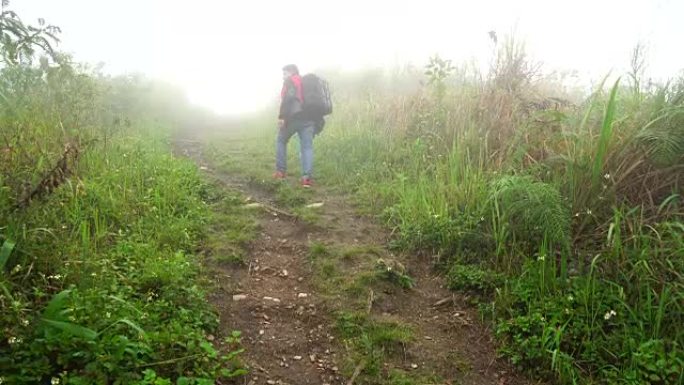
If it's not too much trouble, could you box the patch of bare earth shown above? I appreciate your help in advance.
[175,131,539,385]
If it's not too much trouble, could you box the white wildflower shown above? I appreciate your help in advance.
[537,255,545,262]
[105,312,111,319]
[604,310,617,320]
[567,295,574,302]
[604,173,610,180]
[586,209,592,215]
[21,319,29,326]
[7,337,17,344]
[11,265,21,274]
[51,377,60,385]
[480,217,485,222]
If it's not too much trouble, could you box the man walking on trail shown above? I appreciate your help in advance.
[275,64,315,188]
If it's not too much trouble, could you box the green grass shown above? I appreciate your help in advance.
[0,12,252,381]
[211,40,684,384]
[1,128,250,383]
[336,311,415,383]
[205,135,325,225]
[185,50,682,382]
[302,242,429,384]
[202,185,257,266]
[17,3,684,384]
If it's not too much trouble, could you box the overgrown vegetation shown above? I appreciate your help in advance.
[229,38,683,383]
[311,41,683,384]
[0,4,247,383]
[3,1,681,382]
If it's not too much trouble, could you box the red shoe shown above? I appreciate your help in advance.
[273,171,286,180]
[301,177,313,188]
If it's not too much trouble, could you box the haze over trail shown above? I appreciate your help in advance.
[13,0,684,114]
[3,0,684,384]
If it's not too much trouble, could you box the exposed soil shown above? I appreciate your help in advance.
[174,129,540,385]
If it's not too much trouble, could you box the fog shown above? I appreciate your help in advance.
[14,0,684,115]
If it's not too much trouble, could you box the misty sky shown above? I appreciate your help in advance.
[12,0,684,115]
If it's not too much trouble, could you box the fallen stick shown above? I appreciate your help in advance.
[244,202,297,219]
[346,361,365,385]
[432,296,454,308]
[367,289,374,314]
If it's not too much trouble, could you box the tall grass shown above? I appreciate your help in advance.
[0,4,245,383]
[309,39,684,384]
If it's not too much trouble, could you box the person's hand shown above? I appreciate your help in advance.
[278,119,285,129]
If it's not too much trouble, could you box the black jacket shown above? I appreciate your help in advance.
[278,77,303,121]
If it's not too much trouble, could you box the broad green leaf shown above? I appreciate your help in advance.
[41,319,97,340]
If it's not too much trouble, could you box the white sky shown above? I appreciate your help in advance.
[12,0,684,115]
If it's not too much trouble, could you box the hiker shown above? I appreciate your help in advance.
[274,64,316,188]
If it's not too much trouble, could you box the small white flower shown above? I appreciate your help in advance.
[21,319,29,326]
[11,265,21,274]
[90,272,97,277]
[604,310,617,320]
[480,217,485,222]
[586,209,592,215]
[537,255,545,262]
[7,337,17,344]
[604,173,610,180]
[567,295,574,302]
[51,377,60,385]
[105,312,111,319]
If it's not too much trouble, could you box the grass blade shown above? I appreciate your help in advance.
[0,239,16,270]
[592,78,620,188]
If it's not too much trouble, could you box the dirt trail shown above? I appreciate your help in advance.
[175,131,537,385]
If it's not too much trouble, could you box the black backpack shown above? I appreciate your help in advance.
[301,74,332,121]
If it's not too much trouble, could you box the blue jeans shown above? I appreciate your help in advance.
[276,120,314,178]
